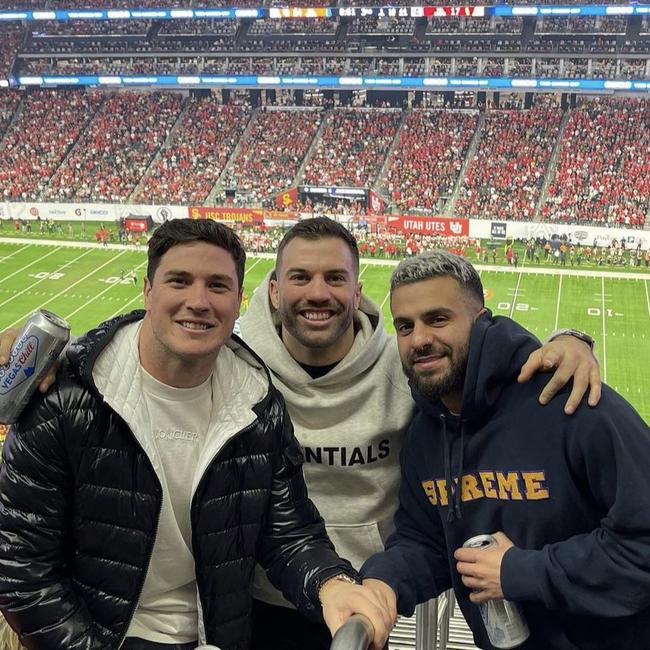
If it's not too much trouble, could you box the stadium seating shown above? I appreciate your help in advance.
[43,92,182,202]
[0,90,103,201]
[303,109,401,188]
[133,98,251,205]
[382,109,479,213]
[542,98,648,228]
[222,108,322,204]
[454,100,563,221]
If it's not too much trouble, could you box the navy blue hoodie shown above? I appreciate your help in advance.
[362,312,650,649]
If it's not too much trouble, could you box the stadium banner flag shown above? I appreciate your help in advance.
[275,187,298,209]
[368,190,385,215]
[386,215,469,236]
[188,206,264,224]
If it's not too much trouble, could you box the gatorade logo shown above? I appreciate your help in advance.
[0,334,39,394]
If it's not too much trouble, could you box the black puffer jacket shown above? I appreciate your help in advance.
[0,311,355,650]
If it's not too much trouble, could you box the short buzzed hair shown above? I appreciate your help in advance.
[390,251,484,307]
[275,217,359,274]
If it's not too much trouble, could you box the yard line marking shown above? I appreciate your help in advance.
[553,275,563,331]
[508,273,523,319]
[0,248,90,310]
[108,293,143,319]
[0,243,32,266]
[63,260,148,320]
[645,280,650,320]
[380,291,391,310]
[601,276,607,383]
[0,246,62,285]
[359,264,369,279]
[244,258,262,276]
[6,250,128,328]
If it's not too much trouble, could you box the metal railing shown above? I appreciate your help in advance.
[329,590,457,650]
[330,614,375,650]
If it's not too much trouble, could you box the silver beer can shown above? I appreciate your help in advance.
[463,534,530,649]
[0,309,70,424]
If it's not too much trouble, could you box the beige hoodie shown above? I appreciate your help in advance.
[240,272,414,607]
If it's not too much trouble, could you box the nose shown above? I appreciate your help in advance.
[305,275,330,303]
[410,320,432,351]
[185,282,210,311]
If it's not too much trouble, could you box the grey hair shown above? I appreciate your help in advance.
[390,251,484,306]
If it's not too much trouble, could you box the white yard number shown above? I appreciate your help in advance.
[587,308,614,317]
[30,272,64,280]
[497,302,530,312]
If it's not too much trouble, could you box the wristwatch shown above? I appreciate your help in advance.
[318,573,360,604]
[547,328,595,350]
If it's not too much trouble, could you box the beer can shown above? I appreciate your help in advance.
[463,534,530,649]
[0,310,70,424]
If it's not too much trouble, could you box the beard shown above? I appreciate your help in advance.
[402,340,470,404]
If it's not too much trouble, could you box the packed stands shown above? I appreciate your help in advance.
[382,109,479,213]
[303,108,401,188]
[455,100,563,221]
[134,98,251,205]
[0,90,103,201]
[0,26,21,79]
[222,107,322,204]
[44,92,182,202]
[543,98,649,228]
[0,91,21,136]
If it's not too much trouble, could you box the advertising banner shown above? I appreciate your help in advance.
[386,215,469,236]
[188,206,264,223]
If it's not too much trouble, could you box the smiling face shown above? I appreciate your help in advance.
[269,236,361,366]
[391,276,482,413]
[139,240,242,387]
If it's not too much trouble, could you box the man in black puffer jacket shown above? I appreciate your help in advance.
[0,219,392,650]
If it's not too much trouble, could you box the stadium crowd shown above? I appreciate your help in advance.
[543,98,648,228]
[133,98,251,205]
[303,108,401,188]
[455,100,563,221]
[43,92,182,202]
[222,107,322,204]
[382,109,479,213]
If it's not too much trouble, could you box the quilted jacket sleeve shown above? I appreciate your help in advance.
[257,391,358,617]
[0,383,111,650]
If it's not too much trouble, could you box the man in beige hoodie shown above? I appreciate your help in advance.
[237,217,601,650]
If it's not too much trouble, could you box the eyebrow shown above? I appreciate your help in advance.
[285,266,351,274]
[163,270,234,284]
[393,307,454,327]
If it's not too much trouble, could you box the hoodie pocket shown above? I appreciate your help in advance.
[325,521,388,571]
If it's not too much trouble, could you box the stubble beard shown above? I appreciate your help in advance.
[403,341,469,404]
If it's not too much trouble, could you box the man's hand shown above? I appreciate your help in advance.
[0,327,60,393]
[518,335,601,415]
[320,577,395,649]
[454,532,514,603]
[362,578,398,626]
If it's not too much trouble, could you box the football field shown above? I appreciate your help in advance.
[1,238,649,423]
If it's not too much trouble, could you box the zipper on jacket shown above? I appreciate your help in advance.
[191,417,260,643]
[115,450,164,649]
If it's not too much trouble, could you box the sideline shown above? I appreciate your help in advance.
[2,236,650,281]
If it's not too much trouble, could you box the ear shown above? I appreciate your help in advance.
[143,277,153,311]
[354,281,363,310]
[269,278,280,310]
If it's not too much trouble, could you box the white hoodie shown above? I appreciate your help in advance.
[240,273,414,607]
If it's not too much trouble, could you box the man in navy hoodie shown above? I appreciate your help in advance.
[361,250,650,649]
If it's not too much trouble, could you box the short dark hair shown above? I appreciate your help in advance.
[147,219,246,288]
[275,217,359,274]
[391,251,484,307]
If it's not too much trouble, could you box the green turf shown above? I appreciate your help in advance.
[2,240,649,423]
